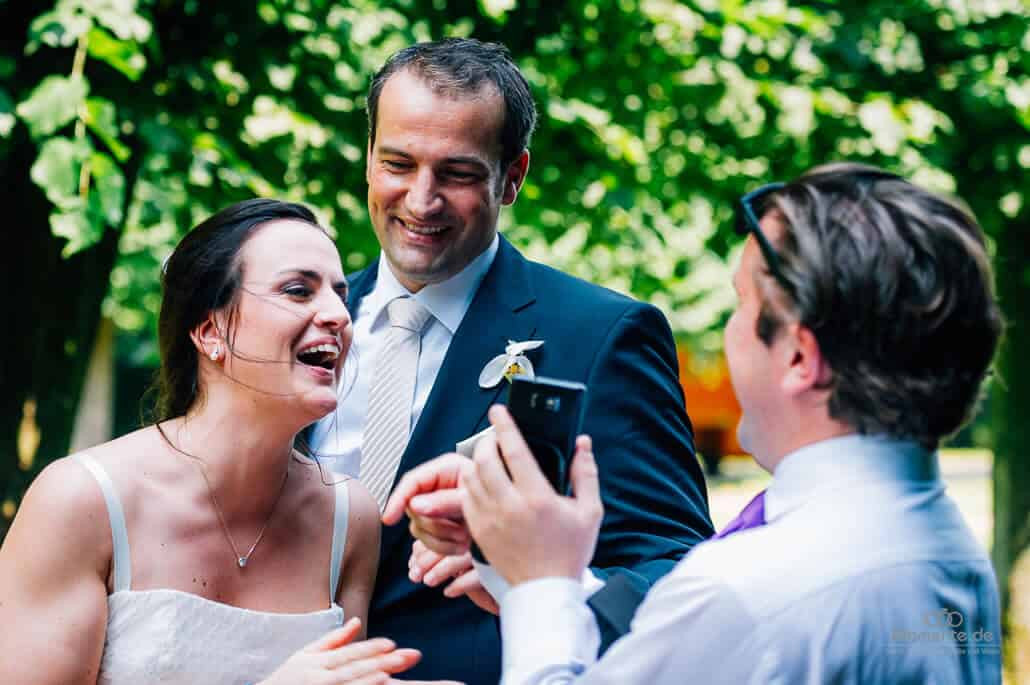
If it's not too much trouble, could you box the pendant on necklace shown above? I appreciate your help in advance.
[238,557,248,568]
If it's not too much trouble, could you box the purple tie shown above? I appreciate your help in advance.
[712,490,766,540]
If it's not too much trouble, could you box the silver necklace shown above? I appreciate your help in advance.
[192,457,289,569]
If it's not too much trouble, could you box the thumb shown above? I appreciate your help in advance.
[306,617,362,652]
[569,435,601,515]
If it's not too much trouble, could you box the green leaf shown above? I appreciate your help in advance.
[89,150,125,225]
[33,141,118,256]
[84,96,130,161]
[0,87,14,138]
[478,0,516,22]
[84,0,152,42]
[27,7,92,54]
[86,27,146,81]
[29,136,92,208]
[16,75,89,138]
[50,207,102,257]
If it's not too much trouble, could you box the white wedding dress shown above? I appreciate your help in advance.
[76,452,349,685]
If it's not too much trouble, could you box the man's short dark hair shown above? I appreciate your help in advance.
[367,38,537,169]
[755,162,1003,449]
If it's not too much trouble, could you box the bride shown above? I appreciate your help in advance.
[0,200,426,684]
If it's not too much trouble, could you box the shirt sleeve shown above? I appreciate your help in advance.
[474,561,604,604]
[500,578,600,685]
[499,559,762,685]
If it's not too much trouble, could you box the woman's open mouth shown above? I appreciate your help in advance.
[296,341,340,372]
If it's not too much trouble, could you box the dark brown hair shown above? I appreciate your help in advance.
[755,162,1002,449]
[367,38,537,169]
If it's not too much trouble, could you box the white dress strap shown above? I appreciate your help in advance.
[74,452,132,592]
[328,479,350,603]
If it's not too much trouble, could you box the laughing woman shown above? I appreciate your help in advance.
[0,200,421,684]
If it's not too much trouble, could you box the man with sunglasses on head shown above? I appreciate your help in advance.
[390,162,1004,683]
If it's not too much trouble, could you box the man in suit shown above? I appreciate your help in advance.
[393,163,1004,683]
[308,38,713,684]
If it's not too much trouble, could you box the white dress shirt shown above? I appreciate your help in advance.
[500,434,1002,684]
[310,235,499,476]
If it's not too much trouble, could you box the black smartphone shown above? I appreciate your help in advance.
[505,375,588,495]
[469,376,588,564]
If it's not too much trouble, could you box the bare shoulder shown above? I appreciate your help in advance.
[7,425,164,563]
[2,455,112,578]
[80,424,168,475]
[21,456,109,532]
[343,478,380,545]
[335,477,379,610]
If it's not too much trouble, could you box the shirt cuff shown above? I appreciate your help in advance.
[500,577,600,683]
[473,561,605,604]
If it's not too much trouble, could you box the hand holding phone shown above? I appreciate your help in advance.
[469,376,587,563]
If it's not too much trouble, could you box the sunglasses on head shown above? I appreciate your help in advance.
[734,170,904,292]
[734,182,790,290]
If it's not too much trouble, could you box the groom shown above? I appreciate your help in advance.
[308,38,713,684]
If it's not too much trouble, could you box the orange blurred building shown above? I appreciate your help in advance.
[677,347,742,465]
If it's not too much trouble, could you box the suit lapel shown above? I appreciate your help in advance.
[346,259,379,313]
[380,238,538,557]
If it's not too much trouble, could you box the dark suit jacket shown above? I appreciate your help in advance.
[351,237,713,685]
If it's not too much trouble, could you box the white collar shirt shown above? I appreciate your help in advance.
[310,234,499,476]
[499,434,1002,684]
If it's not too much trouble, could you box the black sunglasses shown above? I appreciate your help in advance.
[735,182,790,290]
[735,170,905,292]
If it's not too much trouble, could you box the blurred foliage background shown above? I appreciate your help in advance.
[2,0,1028,672]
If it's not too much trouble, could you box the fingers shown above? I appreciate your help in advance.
[423,552,473,587]
[409,539,435,568]
[306,617,362,652]
[470,428,516,502]
[348,675,389,685]
[462,588,501,616]
[326,648,422,683]
[378,649,422,674]
[442,567,500,615]
[408,488,466,520]
[322,637,397,669]
[442,568,478,598]
[383,454,467,525]
[569,435,601,516]
[488,405,550,491]
[408,515,471,557]
[408,541,443,583]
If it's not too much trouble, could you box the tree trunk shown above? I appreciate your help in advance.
[70,317,117,452]
[992,205,1030,613]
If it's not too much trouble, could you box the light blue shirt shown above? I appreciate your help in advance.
[500,434,1002,684]
[310,235,499,476]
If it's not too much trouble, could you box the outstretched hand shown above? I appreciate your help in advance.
[409,540,500,615]
[460,405,603,586]
[259,617,421,685]
[383,453,472,556]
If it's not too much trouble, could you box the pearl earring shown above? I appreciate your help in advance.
[210,346,220,361]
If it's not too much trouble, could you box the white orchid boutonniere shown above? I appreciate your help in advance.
[478,339,545,389]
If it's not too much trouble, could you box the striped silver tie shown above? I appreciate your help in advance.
[361,297,433,510]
